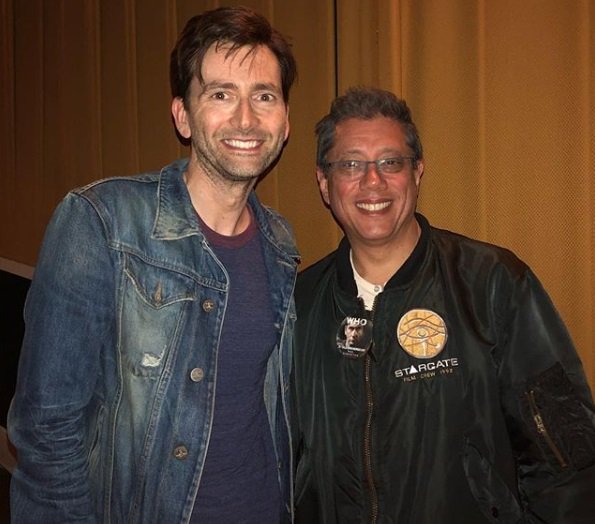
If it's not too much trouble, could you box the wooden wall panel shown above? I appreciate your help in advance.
[403,0,484,237]
[12,0,45,263]
[479,1,593,378]
[587,0,594,385]
[42,1,102,197]
[0,0,15,257]
[336,0,403,92]
[99,0,140,178]
[135,0,180,172]
[175,0,219,34]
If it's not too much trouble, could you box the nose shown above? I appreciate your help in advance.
[232,98,258,130]
[359,162,387,189]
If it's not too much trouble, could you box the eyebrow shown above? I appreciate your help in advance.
[339,147,406,157]
[201,81,282,93]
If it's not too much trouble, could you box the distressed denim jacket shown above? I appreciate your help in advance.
[8,159,300,523]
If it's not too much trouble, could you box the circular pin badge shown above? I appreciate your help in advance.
[397,309,447,359]
[336,316,373,358]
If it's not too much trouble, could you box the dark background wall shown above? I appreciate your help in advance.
[0,270,28,426]
[0,269,29,522]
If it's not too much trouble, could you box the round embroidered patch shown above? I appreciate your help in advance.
[397,309,448,359]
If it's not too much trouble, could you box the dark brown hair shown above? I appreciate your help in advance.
[170,6,297,105]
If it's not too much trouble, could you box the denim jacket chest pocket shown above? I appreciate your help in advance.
[120,253,197,379]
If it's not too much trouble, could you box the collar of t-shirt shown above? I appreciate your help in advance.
[196,206,257,249]
[350,250,385,311]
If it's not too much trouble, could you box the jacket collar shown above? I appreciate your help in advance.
[152,158,201,240]
[336,213,430,294]
[152,158,299,261]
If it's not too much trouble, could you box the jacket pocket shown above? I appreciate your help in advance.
[520,362,595,471]
[120,253,197,378]
[463,438,524,523]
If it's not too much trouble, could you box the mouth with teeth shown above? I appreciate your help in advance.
[356,201,392,212]
[223,138,264,151]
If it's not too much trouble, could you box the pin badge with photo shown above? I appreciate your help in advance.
[336,316,373,358]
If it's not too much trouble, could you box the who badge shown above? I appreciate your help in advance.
[397,309,447,359]
[337,316,373,358]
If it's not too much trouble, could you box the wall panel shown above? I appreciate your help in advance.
[42,1,102,196]
[479,1,593,379]
[0,0,16,258]
[135,0,180,172]
[588,0,595,383]
[12,0,45,263]
[336,0,403,92]
[403,0,484,237]
[0,0,592,386]
[100,0,140,177]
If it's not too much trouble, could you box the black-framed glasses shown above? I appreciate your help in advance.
[324,156,416,179]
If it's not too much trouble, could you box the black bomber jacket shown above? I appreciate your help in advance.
[293,214,595,524]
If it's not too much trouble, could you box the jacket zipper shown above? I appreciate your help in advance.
[363,354,378,524]
[363,295,379,524]
[525,389,568,468]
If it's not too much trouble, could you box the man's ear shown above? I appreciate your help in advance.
[414,160,424,192]
[316,167,330,205]
[171,97,191,139]
[284,107,290,142]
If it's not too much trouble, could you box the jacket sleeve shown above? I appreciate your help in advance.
[8,193,114,523]
[496,267,595,523]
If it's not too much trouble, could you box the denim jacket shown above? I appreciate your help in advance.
[8,159,300,523]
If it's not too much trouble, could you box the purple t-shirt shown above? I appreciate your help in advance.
[190,212,280,523]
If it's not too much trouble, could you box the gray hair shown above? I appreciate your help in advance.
[315,87,423,171]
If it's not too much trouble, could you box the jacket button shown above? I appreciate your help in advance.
[202,299,216,313]
[190,368,204,382]
[173,445,188,460]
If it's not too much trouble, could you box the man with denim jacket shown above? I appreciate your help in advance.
[293,87,595,523]
[9,7,299,523]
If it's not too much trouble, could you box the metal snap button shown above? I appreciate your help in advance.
[190,368,204,382]
[202,299,216,313]
[173,445,188,460]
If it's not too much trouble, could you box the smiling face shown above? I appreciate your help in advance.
[317,116,423,251]
[172,44,290,185]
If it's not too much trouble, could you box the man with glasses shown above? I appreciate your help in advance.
[292,87,595,523]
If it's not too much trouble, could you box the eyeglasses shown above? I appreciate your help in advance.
[324,156,416,179]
